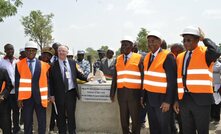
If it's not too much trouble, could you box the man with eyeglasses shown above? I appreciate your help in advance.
[15,41,50,134]
[173,26,221,134]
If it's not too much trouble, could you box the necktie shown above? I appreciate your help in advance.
[29,60,34,75]
[63,61,69,91]
[183,51,192,90]
[53,56,57,63]
[124,55,128,65]
[148,54,155,69]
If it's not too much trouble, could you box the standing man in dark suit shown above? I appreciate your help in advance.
[173,26,221,134]
[49,45,90,134]
[15,41,50,134]
[100,49,116,78]
[141,31,177,134]
[110,36,143,134]
[0,68,13,134]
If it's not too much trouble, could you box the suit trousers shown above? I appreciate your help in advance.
[146,99,171,134]
[56,89,77,134]
[9,94,20,133]
[179,93,210,134]
[118,99,141,134]
[23,97,46,134]
[0,99,11,134]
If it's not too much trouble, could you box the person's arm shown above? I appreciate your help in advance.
[110,66,117,101]
[14,65,20,100]
[75,61,88,81]
[1,69,13,99]
[163,54,177,105]
[204,38,221,66]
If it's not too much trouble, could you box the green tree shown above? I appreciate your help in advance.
[21,10,54,51]
[85,47,98,63]
[0,0,22,22]
[136,28,149,52]
[100,45,108,52]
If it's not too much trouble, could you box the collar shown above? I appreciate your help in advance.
[152,47,161,57]
[124,52,133,59]
[4,56,17,60]
[27,58,36,62]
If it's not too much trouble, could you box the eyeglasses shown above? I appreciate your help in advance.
[182,39,193,43]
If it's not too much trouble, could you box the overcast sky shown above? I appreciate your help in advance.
[1,0,221,55]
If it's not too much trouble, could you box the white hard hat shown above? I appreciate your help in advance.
[181,26,200,37]
[121,36,134,44]
[19,48,25,53]
[25,41,38,49]
[147,30,163,41]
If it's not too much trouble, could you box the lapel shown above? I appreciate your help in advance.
[32,59,40,79]
[68,59,75,81]
[54,60,63,82]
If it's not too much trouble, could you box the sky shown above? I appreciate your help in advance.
[1,0,221,56]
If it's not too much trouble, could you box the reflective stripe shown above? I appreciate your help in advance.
[19,87,31,91]
[117,70,140,76]
[188,69,212,78]
[186,80,212,86]
[143,80,167,87]
[178,88,184,93]
[40,87,48,92]
[144,71,166,78]
[41,95,48,100]
[117,78,141,84]
[177,78,182,83]
[20,79,31,83]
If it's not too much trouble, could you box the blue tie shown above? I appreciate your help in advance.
[29,60,34,74]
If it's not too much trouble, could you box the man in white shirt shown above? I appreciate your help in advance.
[0,43,20,134]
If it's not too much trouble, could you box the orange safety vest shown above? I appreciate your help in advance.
[17,58,50,107]
[116,53,142,89]
[143,50,169,93]
[177,46,213,100]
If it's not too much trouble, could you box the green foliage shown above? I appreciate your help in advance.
[136,28,149,52]
[21,10,54,51]
[0,0,22,22]
[100,45,109,52]
[85,47,98,63]
[115,48,121,57]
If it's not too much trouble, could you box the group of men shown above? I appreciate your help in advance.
[110,26,221,134]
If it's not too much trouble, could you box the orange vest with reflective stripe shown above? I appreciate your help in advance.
[177,46,213,100]
[143,50,169,93]
[17,58,50,107]
[116,53,142,89]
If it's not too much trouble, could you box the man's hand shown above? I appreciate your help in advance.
[49,96,55,103]
[173,101,180,114]
[0,95,5,103]
[17,100,23,108]
[110,96,115,102]
[198,27,205,41]
[87,76,94,81]
[160,102,170,112]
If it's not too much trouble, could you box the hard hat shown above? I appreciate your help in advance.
[68,48,74,56]
[77,50,85,54]
[42,47,55,56]
[181,26,200,37]
[121,36,134,44]
[19,48,25,53]
[147,30,163,41]
[25,41,38,49]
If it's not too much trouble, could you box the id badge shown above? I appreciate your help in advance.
[65,72,71,79]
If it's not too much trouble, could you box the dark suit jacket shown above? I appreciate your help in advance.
[144,52,177,107]
[49,59,87,105]
[100,57,116,77]
[15,59,43,104]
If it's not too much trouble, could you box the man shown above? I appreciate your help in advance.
[15,41,50,134]
[41,47,55,64]
[0,43,20,134]
[0,68,13,134]
[93,49,105,75]
[100,49,116,78]
[142,31,177,134]
[50,42,61,63]
[19,48,26,60]
[49,45,90,134]
[67,48,74,60]
[76,50,90,77]
[110,36,143,134]
[173,26,221,134]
